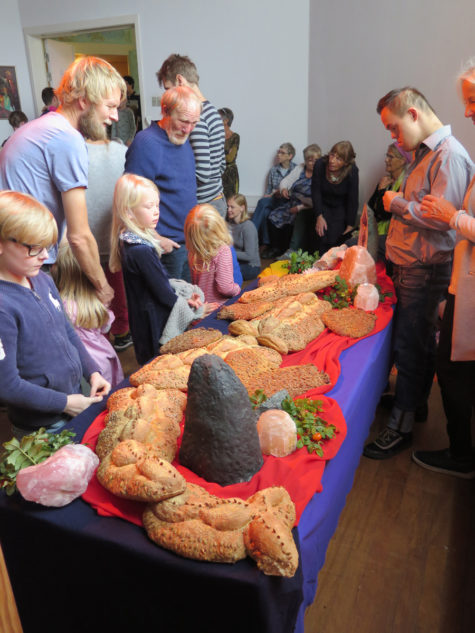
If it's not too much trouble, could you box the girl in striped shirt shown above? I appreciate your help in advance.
[185,204,241,307]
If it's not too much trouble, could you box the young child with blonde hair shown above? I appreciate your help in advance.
[0,190,110,438]
[226,193,261,280]
[52,241,124,387]
[110,174,207,365]
[185,204,242,306]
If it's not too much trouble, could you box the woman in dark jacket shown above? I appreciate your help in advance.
[311,140,359,255]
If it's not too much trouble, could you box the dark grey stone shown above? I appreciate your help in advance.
[180,354,263,485]
[255,389,290,417]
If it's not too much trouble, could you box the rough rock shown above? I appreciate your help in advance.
[180,354,263,485]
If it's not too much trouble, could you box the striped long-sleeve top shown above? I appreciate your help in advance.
[189,100,226,203]
[189,245,241,305]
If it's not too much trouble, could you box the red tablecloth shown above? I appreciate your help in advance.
[82,263,395,526]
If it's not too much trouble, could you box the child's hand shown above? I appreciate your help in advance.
[204,302,220,316]
[89,372,111,398]
[64,393,103,416]
[187,292,204,309]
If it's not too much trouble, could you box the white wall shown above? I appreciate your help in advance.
[16,0,310,200]
[3,0,475,207]
[309,0,475,204]
[0,0,35,144]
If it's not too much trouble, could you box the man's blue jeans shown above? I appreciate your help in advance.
[389,261,452,432]
[251,197,277,244]
[161,245,191,282]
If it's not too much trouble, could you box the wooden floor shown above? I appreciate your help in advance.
[304,378,475,633]
[1,285,474,633]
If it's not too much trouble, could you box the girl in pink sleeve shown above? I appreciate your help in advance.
[185,204,241,306]
[52,241,124,388]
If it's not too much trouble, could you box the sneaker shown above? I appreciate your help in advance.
[113,332,133,352]
[277,249,293,261]
[363,427,413,460]
[412,449,475,479]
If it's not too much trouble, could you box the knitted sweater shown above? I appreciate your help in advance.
[0,272,99,429]
[229,220,261,268]
[125,123,197,243]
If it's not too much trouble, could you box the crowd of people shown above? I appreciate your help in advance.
[0,53,473,480]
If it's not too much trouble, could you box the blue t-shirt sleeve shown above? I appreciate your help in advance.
[45,128,88,193]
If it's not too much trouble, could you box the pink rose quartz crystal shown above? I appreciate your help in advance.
[257,409,297,457]
[16,444,99,507]
[339,245,377,287]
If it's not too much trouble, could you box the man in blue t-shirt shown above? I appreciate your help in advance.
[0,56,126,306]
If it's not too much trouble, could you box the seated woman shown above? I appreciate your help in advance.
[219,108,240,199]
[226,193,261,280]
[311,141,359,256]
[368,142,411,235]
[348,142,410,268]
[263,144,322,258]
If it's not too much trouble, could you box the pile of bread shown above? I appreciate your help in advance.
[94,267,378,575]
[96,382,298,577]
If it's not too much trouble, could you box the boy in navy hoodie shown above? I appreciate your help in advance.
[0,190,110,438]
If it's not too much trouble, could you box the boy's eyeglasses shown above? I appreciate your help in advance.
[8,238,46,257]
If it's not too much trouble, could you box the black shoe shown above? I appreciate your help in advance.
[363,427,413,460]
[113,332,133,352]
[412,448,475,479]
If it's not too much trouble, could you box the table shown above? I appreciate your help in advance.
[0,300,392,633]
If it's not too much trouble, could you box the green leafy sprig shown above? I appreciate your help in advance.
[285,249,320,274]
[281,396,336,456]
[250,390,336,457]
[322,275,356,309]
[0,428,76,495]
[250,389,268,409]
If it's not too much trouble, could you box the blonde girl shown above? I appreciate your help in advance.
[53,240,124,387]
[185,204,241,305]
[110,174,205,365]
[226,193,261,280]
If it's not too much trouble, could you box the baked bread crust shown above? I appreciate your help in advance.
[243,364,330,398]
[160,328,223,355]
[322,307,377,338]
[96,385,186,461]
[238,270,338,304]
[224,346,282,384]
[143,484,298,576]
[218,299,275,321]
[97,440,186,502]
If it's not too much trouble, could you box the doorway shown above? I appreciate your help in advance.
[24,16,142,118]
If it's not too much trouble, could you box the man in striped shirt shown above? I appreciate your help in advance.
[157,54,227,217]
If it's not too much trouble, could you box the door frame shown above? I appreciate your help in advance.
[23,14,142,116]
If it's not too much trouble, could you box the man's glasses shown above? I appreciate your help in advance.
[8,238,46,257]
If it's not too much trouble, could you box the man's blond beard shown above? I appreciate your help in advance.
[78,106,107,141]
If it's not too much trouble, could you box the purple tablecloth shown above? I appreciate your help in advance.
[0,290,392,633]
